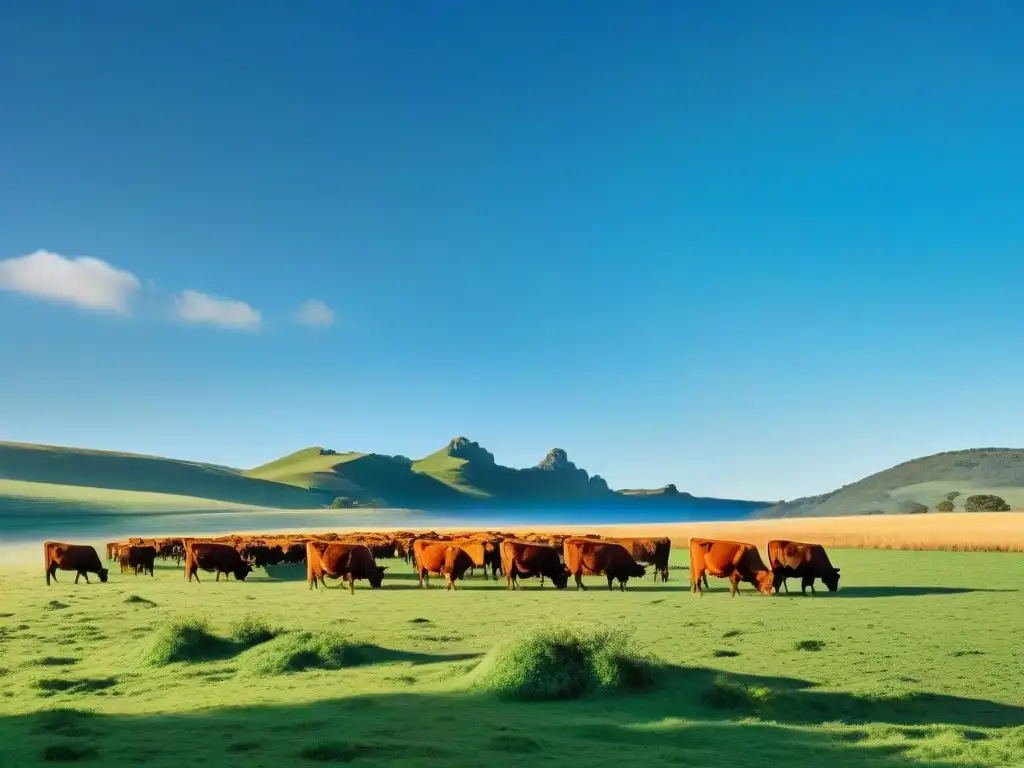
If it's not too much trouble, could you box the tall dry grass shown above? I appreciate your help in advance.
[518,513,1024,553]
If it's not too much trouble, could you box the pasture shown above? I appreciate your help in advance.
[1,544,1023,767]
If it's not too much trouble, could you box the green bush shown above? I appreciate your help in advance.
[946,491,961,501]
[898,500,928,514]
[964,494,1011,512]
[330,497,355,509]
[935,500,955,512]
[468,626,655,701]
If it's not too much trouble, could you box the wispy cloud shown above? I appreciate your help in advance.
[173,289,262,330]
[0,250,140,315]
[295,298,335,327]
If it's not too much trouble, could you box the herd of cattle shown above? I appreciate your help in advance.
[42,531,842,596]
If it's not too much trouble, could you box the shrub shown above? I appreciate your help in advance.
[468,626,655,701]
[946,491,961,501]
[964,495,1011,512]
[935,501,955,512]
[330,497,355,509]
[898,500,928,514]
[142,617,232,666]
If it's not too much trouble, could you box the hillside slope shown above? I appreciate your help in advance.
[0,442,326,512]
[242,436,769,512]
[0,437,769,515]
[755,448,1024,518]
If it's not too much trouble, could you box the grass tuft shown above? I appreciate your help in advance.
[34,678,116,696]
[468,626,655,701]
[229,615,280,647]
[712,649,739,658]
[32,657,79,667]
[240,631,374,675]
[702,676,776,713]
[123,595,156,607]
[141,616,233,666]
[45,601,70,611]
[795,639,827,652]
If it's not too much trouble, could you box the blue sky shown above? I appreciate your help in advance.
[2,1,1023,501]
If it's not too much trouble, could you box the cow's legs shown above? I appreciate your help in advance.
[802,576,815,595]
[607,574,615,591]
[574,572,586,591]
[729,574,741,597]
[74,571,81,584]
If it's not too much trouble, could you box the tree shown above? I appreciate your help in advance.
[898,500,928,514]
[964,494,1011,512]
[945,491,960,501]
[330,497,356,509]
[935,500,955,512]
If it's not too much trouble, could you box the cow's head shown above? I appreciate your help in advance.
[233,563,254,581]
[98,567,109,583]
[631,562,647,579]
[823,567,840,592]
[755,569,774,595]
[368,565,388,588]
[550,567,571,589]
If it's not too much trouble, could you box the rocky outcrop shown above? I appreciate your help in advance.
[446,436,495,465]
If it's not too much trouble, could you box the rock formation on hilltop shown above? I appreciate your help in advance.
[445,436,496,464]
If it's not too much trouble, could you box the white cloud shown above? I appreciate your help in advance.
[295,298,335,327]
[173,289,261,330]
[0,249,140,315]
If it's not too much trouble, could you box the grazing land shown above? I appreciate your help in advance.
[1,541,1022,767]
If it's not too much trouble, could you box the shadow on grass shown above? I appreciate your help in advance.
[4,663,1014,766]
[819,587,1018,598]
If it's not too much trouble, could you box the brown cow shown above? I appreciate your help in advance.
[563,538,646,591]
[306,542,387,594]
[500,539,570,589]
[105,542,123,562]
[451,539,502,580]
[607,537,672,582]
[183,540,253,583]
[689,538,773,596]
[119,545,156,577]
[768,540,841,594]
[412,539,474,590]
[44,542,109,585]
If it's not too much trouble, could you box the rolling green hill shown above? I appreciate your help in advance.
[0,437,767,515]
[755,448,1024,518]
[0,442,324,517]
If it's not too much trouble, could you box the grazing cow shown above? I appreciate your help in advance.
[105,542,123,562]
[500,539,570,589]
[119,545,156,577]
[412,539,474,590]
[608,537,672,582]
[44,542,109,586]
[183,540,253,583]
[768,540,841,594]
[562,538,647,591]
[452,539,502,581]
[307,542,387,594]
[689,538,773,596]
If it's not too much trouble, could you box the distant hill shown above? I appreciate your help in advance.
[247,437,768,512]
[0,441,324,519]
[755,448,1024,518]
[0,437,767,516]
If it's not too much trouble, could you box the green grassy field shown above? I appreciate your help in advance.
[2,547,1022,766]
